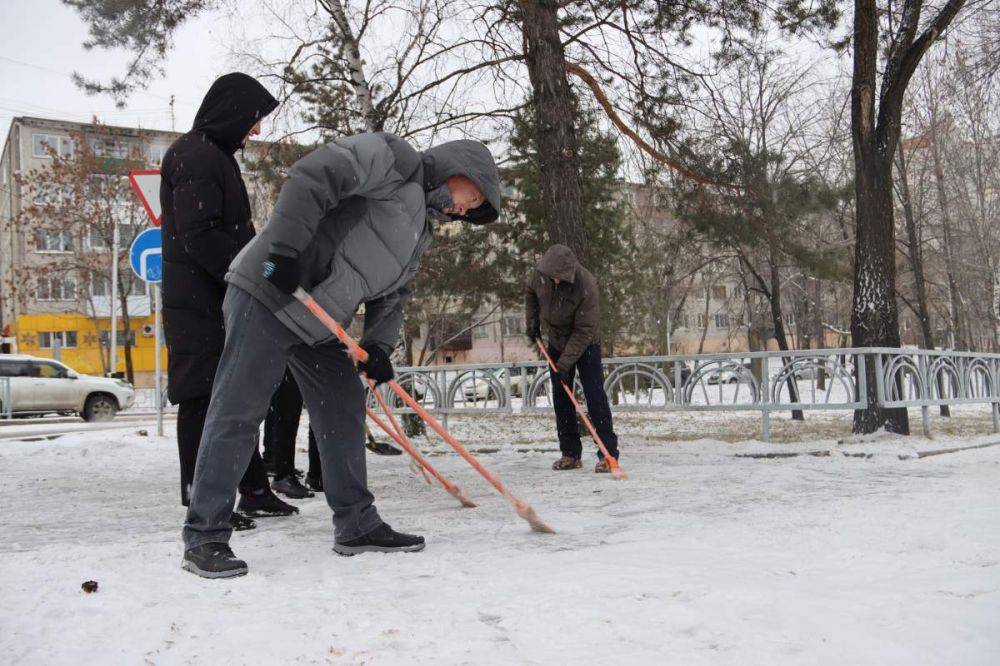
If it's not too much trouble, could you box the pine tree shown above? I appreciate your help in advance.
[499,102,639,354]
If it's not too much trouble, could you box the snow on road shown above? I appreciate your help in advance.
[1,419,998,665]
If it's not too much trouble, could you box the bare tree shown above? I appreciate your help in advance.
[13,127,149,382]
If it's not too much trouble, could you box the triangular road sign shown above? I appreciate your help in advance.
[128,169,162,226]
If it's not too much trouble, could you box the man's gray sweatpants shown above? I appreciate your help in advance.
[183,286,382,550]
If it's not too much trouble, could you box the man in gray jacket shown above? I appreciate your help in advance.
[182,133,501,578]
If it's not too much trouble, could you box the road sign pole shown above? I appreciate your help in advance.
[110,221,119,377]
[154,283,163,437]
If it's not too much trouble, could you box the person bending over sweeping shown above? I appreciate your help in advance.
[181,132,502,578]
[525,244,621,473]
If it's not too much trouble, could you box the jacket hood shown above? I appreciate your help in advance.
[422,139,502,224]
[192,73,278,154]
[537,244,579,283]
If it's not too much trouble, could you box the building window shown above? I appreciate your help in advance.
[32,183,66,206]
[711,285,727,300]
[501,316,525,337]
[675,314,690,329]
[697,314,707,329]
[32,133,73,159]
[86,228,109,250]
[38,331,78,349]
[148,144,168,165]
[473,322,491,340]
[91,138,130,159]
[37,277,77,301]
[35,229,74,252]
[90,277,110,297]
[100,329,137,347]
[714,314,731,329]
[127,279,147,296]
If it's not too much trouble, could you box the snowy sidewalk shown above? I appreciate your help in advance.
[1,426,998,664]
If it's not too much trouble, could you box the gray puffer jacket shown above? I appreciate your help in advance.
[227,132,501,350]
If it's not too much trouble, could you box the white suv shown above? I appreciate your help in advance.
[0,355,135,421]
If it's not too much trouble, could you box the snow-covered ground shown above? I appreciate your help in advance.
[1,413,998,665]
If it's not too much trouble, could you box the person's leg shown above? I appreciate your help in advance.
[264,369,303,480]
[182,287,297,550]
[550,344,583,461]
[306,427,322,483]
[238,449,271,495]
[576,343,620,460]
[176,396,211,506]
[287,342,382,542]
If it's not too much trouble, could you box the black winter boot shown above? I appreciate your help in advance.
[333,523,425,556]
[272,474,315,499]
[237,488,299,517]
[230,511,257,531]
[182,542,248,579]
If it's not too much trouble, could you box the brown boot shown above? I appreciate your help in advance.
[594,459,611,474]
[552,456,582,470]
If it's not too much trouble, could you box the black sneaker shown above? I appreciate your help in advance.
[272,474,315,499]
[181,542,248,579]
[237,488,300,517]
[305,475,324,493]
[230,511,257,531]
[333,523,425,556]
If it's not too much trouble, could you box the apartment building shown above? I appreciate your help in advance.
[0,116,274,385]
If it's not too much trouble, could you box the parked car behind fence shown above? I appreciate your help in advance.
[0,355,135,421]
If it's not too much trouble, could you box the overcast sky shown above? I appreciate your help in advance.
[0,0,241,138]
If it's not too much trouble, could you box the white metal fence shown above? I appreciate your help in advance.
[7,348,999,441]
[371,347,1000,441]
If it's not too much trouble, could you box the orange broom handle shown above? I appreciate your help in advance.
[536,339,623,473]
[293,288,554,533]
[367,383,475,508]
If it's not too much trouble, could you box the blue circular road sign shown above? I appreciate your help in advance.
[129,227,163,283]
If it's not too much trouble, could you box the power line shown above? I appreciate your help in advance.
[0,55,197,106]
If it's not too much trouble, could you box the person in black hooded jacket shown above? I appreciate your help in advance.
[160,72,294,525]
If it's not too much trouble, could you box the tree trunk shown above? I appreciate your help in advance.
[812,279,827,391]
[328,0,379,132]
[851,154,909,434]
[896,148,950,416]
[768,248,803,421]
[850,0,908,435]
[697,285,711,354]
[927,115,964,350]
[518,1,588,261]
[118,287,135,384]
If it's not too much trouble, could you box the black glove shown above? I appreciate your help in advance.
[358,344,394,385]
[552,367,573,387]
[262,252,300,295]
[526,322,541,344]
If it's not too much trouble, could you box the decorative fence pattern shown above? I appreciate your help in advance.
[372,347,1000,440]
[7,348,999,440]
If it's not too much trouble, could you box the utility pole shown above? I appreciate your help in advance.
[169,95,176,132]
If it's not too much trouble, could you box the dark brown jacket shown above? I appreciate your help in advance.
[525,245,600,372]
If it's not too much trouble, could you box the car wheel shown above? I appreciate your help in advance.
[729,377,739,384]
[83,394,118,422]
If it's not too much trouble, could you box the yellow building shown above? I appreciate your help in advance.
[15,311,167,386]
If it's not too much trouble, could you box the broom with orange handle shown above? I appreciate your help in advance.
[365,381,476,507]
[536,339,626,480]
[294,287,555,534]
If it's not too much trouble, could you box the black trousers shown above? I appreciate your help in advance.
[550,342,620,460]
[263,369,321,480]
[176,395,268,506]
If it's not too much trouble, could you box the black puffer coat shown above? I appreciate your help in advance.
[159,73,278,403]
